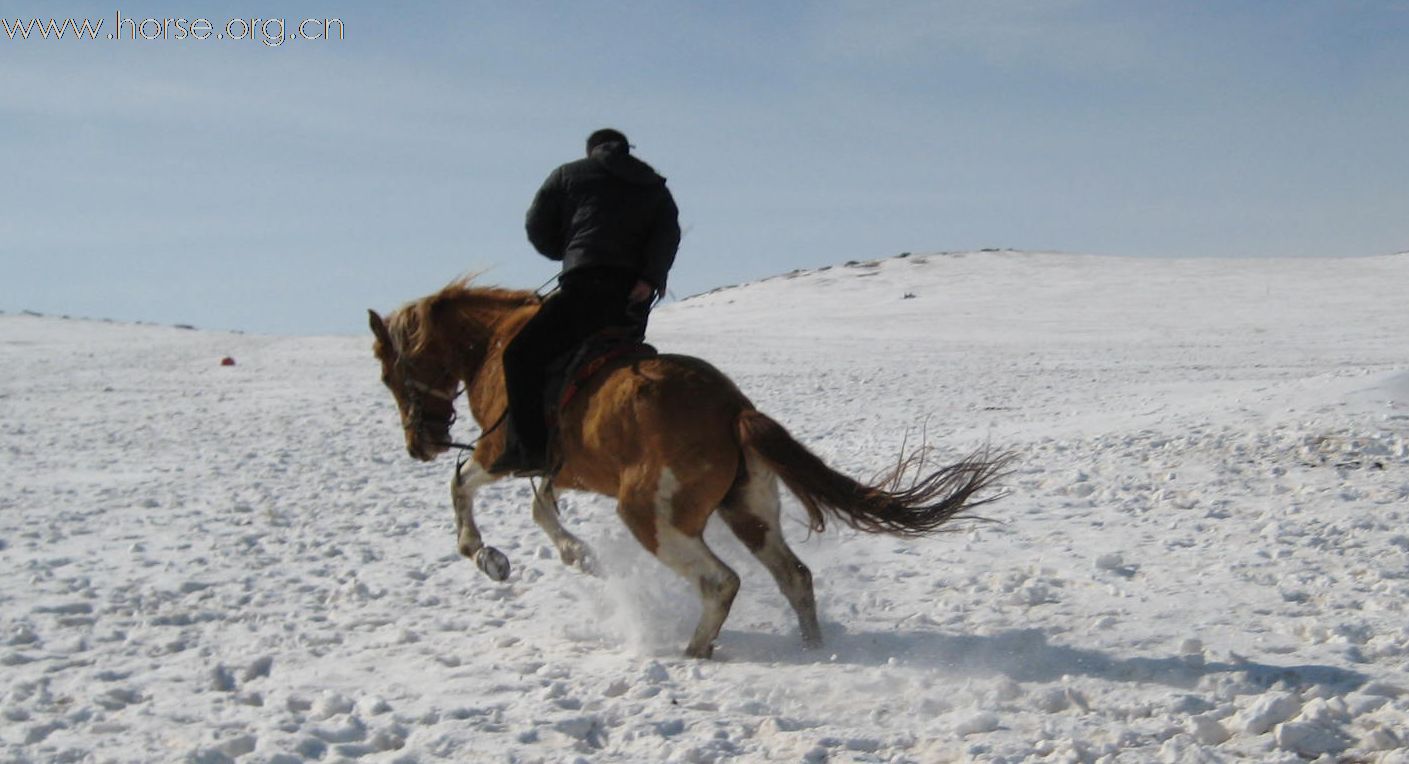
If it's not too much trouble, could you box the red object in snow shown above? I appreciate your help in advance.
[220,357,236,366]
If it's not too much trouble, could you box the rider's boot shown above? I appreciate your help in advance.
[489,419,549,477]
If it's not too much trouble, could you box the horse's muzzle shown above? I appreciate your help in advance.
[407,432,449,462]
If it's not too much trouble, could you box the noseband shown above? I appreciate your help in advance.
[395,351,511,458]
[394,353,461,438]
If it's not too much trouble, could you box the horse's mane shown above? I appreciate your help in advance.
[389,277,538,357]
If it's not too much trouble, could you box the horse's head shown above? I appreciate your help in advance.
[369,306,459,462]
[370,281,539,461]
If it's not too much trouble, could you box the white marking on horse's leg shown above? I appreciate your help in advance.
[655,526,739,659]
[531,480,594,573]
[756,536,821,647]
[650,469,739,659]
[451,460,495,557]
[734,467,822,647]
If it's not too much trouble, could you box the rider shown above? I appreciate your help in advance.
[490,128,682,476]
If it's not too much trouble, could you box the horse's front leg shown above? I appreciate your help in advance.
[451,458,511,581]
[532,480,596,575]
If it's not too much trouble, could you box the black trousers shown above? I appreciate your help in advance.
[501,269,643,455]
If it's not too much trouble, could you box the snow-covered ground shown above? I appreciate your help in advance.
[4,251,1409,763]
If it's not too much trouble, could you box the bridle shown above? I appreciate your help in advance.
[393,349,504,457]
[395,353,460,436]
[381,293,537,466]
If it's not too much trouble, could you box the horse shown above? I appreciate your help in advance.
[369,279,1011,659]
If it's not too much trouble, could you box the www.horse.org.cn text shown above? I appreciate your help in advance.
[1,12,345,47]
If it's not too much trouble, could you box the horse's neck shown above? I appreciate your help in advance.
[449,300,537,426]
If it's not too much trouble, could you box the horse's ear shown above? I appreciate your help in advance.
[368,309,393,347]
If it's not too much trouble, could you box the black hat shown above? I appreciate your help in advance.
[586,128,630,155]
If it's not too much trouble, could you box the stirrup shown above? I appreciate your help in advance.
[489,449,548,477]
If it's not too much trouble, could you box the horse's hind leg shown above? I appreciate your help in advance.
[618,472,740,659]
[657,526,739,659]
[531,479,595,574]
[719,463,822,648]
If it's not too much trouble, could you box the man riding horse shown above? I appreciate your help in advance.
[369,143,1008,655]
[492,128,682,476]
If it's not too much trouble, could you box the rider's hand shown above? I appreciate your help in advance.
[629,280,655,304]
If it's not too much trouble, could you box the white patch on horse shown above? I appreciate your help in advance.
[651,468,699,572]
[455,460,497,494]
[652,467,681,523]
[451,459,500,566]
[645,467,739,657]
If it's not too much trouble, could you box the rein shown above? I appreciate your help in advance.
[439,408,508,453]
[449,408,509,484]
[532,274,560,299]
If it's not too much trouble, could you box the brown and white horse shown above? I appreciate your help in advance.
[369,280,1010,658]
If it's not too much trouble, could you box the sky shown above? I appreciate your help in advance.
[2,1,1406,335]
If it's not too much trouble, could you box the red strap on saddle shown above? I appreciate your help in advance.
[557,342,654,413]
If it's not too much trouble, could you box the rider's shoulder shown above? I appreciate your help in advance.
[555,157,606,181]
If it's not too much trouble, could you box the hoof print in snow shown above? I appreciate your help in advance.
[208,665,236,693]
[242,655,274,681]
[1273,720,1349,757]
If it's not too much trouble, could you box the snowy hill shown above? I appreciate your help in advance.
[3,251,1409,762]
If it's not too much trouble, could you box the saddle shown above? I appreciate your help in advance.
[543,327,657,427]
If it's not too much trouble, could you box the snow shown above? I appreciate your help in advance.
[3,250,1409,762]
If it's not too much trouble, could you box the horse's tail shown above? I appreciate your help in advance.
[736,410,1012,537]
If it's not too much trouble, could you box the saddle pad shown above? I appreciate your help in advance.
[552,340,658,418]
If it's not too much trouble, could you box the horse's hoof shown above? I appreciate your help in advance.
[561,544,598,577]
[684,642,715,660]
[474,547,511,582]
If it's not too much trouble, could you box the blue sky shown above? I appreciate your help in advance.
[2,1,1406,334]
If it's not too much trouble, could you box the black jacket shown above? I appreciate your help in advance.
[525,142,681,291]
